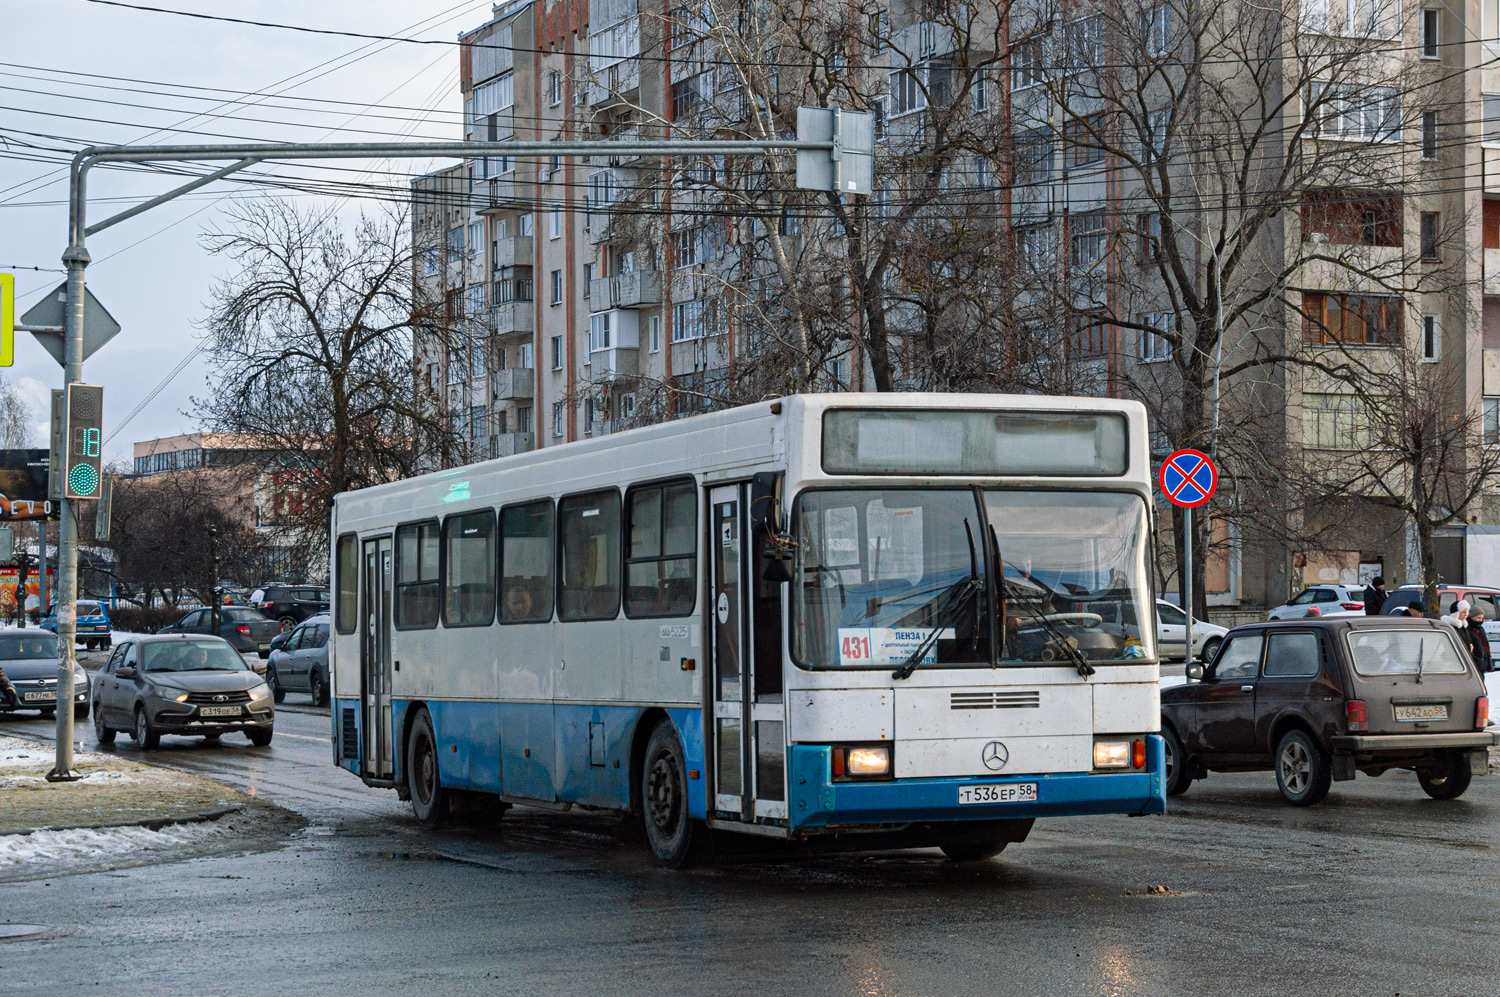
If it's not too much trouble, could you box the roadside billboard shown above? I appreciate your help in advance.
[0,449,54,521]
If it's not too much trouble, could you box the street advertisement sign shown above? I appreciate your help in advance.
[0,449,56,521]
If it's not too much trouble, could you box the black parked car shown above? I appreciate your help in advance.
[159,606,282,659]
[1162,617,1497,805]
[251,584,330,630]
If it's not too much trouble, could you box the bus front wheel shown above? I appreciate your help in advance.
[641,720,703,868]
[407,709,448,825]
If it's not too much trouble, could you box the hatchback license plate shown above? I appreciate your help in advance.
[958,782,1038,805]
[22,691,55,702]
[199,705,242,717]
[1395,704,1448,722]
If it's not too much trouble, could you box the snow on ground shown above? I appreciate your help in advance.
[0,741,62,769]
[0,818,238,875]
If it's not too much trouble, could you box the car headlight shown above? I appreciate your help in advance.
[154,687,190,703]
[248,683,271,701]
[832,745,892,779]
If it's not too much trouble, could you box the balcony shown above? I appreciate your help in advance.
[590,347,638,382]
[589,270,661,308]
[591,59,640,108]
[477,173,526,213]
[491,300,535,336]
[490,432,535,458]
[492,235,533,269]
[491,367,534,402]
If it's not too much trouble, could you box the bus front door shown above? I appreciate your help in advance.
[360,537,394,780]
[709,484,787,822]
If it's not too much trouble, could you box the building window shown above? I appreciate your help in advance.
[1064,15,1104,72]
[590,311,612,352]
[553,401,566,438]
[549,70,564,106]
[1070,210,1108,270]
[1300,191,1401,246]
[499,501,554,623]
[1303,393,1376,449]
[516,406,531,433]
[1420,211,1441,260]
[1141,109,1170,163]
[558,490,622,621]
[549,207,562,239]
[672,299,708,342]
[1311,83,1402,142]
[1015,223,1056,271]
[1011,37,1044,90]
[422,245,440,277]
[394,521,440,629]
[649,315,661,353]
[1486,397,1500,444]
[446,227,464,266]
[1137,212,1163,262]
[1064,113,1105,169]
[470,405,486,440]
[970,71,989,112]
[1422,111,1438,159]
[1421,8,1440,56]
[888,66,928,116]
[1143,5,1172,55]
[1422,314,1441,361]
[520,343,533,369]
[625,480,696,617]
[582,263,593,296]
[620,392,636,421]
[672,227,700,268]
[441,510,496,627]
[551,336,563,370]
[1068,312,1109,358]
[1140,313,1175,362]
[672,75,701,120]
[1301,292,1402,346]
[550,269,563,305]
[472,73,515,116]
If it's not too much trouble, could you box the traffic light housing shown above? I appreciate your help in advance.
[63,383,104,500]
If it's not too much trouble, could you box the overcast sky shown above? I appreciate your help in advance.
[1,0,482,465]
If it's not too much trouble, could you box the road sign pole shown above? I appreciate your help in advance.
[46,242,89,783]
[1185,507,1193,663]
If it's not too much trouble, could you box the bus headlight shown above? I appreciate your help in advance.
[1093,741,1132,769]
[832,745,892,779]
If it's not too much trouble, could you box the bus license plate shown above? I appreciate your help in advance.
[22,691,56,702]
[199,706,242,717]
[958,783,1037,805]
[1395,704,1448,722]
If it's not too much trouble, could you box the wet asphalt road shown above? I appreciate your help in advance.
[1,702,1498,996]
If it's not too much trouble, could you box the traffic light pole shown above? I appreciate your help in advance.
[44,126,860,783]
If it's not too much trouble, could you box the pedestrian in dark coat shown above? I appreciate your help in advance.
[0,664,17,710]
[1467,611,1492,673]
[1363,577,1386,615]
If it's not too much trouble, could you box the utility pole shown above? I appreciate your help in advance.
[40,122,862,784]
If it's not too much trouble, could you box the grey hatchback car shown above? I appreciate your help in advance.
[92,634,274,748]
[266,614,329,706]
[0,630,89,720]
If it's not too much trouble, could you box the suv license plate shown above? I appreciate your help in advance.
[1395,704,1448,722]
[22,691,56,702]
[958,783,1038,805]
[199,706,242,717]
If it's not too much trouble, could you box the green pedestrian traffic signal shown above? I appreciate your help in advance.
[63,383,104,500]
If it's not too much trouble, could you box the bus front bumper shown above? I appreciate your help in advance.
[787,735,1166,832]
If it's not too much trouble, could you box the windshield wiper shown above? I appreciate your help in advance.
[893,520,980,681]
[993,526,1095,678]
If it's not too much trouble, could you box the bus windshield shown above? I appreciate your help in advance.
[791,488,1153,668]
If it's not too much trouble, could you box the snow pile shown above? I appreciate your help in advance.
[0,819,236,875]
[0,768,142,791]
[0,741,62,769]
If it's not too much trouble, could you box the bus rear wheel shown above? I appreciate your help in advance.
[407,709,448,825]
[641,720,702,868]
[939,821,1019,862]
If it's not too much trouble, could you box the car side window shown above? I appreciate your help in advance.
[1157,604,1186,626]
[1468,594,1499,619]
[1440,592,1457,615]
[122,644,138,669]
[1214,634,1263,681]
[104,644,126,672]
[182,610,202,627]
[313,624,330,647]
[1289,589,1316,605]
[1264,632,1321,678]
[1312,589,1337,603]
[286,628,305,651]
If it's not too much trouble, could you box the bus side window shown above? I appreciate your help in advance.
[558,490,622,621]
[500,500,555,623]
[335,533,358,634]
[395,521,441,629]
[625,480,696,617]
[442,510,496,627]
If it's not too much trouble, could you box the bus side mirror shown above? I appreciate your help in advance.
[761,549,793,584]
[749,472,783,533]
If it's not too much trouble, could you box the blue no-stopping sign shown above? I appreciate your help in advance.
[1159,449,1217,508]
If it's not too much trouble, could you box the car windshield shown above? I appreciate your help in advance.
[77,602,104,617]
[141,640,249,673]
[0,636,56,660]
[1346,629,1467,675]
[790,488,1153,667]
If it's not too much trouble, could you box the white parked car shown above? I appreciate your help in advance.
[1155,600,1229,662]
[1266,584,1369,621]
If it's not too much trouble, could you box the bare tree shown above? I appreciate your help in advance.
[0,372,35,449]
[196,200,458,560]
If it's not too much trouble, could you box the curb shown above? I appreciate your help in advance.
[8,804,245,838]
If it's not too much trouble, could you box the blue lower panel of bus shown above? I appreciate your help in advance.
[787,735,1167,831]
[397,700,707,818]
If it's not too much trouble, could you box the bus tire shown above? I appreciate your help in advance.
[938,821,1013,862]
[641,720,701,868]
[407,708,448,825]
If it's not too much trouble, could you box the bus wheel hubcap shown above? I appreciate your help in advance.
[647,754,680,832]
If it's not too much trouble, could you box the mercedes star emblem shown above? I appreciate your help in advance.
[982,740,1009,771]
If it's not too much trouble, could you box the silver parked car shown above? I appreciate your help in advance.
[266,614,329,706]
[92,634,274,748]
[0,629,89,720]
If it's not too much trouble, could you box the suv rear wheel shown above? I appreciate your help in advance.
[1162,724,1193,796]
[1275,729,1331,806]
[1417,750,1473,800]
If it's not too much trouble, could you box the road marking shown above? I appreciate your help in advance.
[274,731,328,742]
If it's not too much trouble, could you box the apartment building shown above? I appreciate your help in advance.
[413,0,1500,605]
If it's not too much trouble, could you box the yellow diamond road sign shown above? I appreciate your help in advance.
[0,272,13,367]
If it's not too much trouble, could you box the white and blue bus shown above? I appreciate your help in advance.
[329,393,1165,864]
